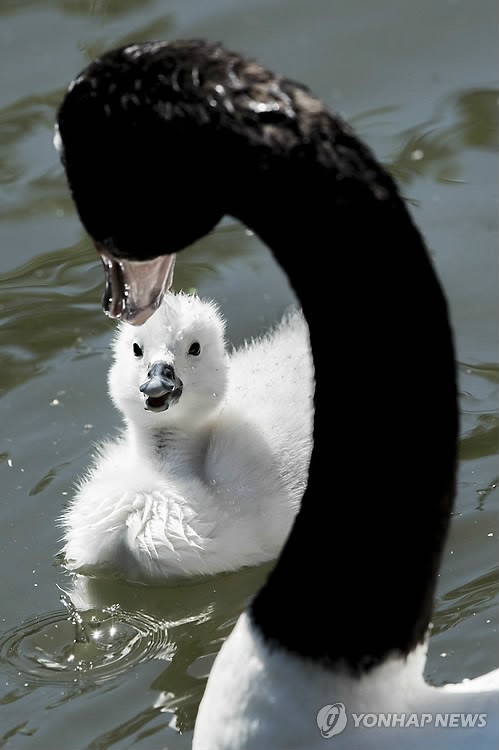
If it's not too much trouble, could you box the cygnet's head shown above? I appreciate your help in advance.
[108,292,227,430]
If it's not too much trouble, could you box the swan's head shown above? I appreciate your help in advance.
[56,41,236,257]
[55,39,311,323]
[108,291,227,430]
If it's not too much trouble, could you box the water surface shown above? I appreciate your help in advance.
[0,0,497,747]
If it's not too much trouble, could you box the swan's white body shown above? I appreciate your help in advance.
[194,613,499,749]
[61,292,313,581]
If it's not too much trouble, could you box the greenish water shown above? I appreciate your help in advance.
[0,1,497,747]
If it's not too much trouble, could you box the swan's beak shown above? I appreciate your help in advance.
[139,362,183,412]
[97,245,176,326]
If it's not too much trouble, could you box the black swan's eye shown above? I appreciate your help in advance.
[188,342,201,356]
[133,343,143,358]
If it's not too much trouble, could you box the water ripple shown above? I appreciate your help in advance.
[0,598,173,686]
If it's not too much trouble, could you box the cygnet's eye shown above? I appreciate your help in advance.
[133,343,144,358]
[188,342,201,356]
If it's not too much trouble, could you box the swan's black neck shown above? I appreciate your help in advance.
[56,40,458,673]
[243,122,458,672]
[208,56,458,671]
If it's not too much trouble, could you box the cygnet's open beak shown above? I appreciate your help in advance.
[97,244,176,326]
[139,362,183,412]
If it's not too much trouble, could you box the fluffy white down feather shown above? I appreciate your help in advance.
[61,292,313,582]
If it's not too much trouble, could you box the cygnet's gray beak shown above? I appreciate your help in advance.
[97,245,176,326]
[139,362,183,412]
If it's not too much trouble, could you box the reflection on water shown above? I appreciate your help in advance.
[454,89,499,151]
[0,245,104,394]
[69,566,271,734]
[436,568,499,636]
[390,88,498,187]
[0,599,174,686]
[0,564,271,736]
